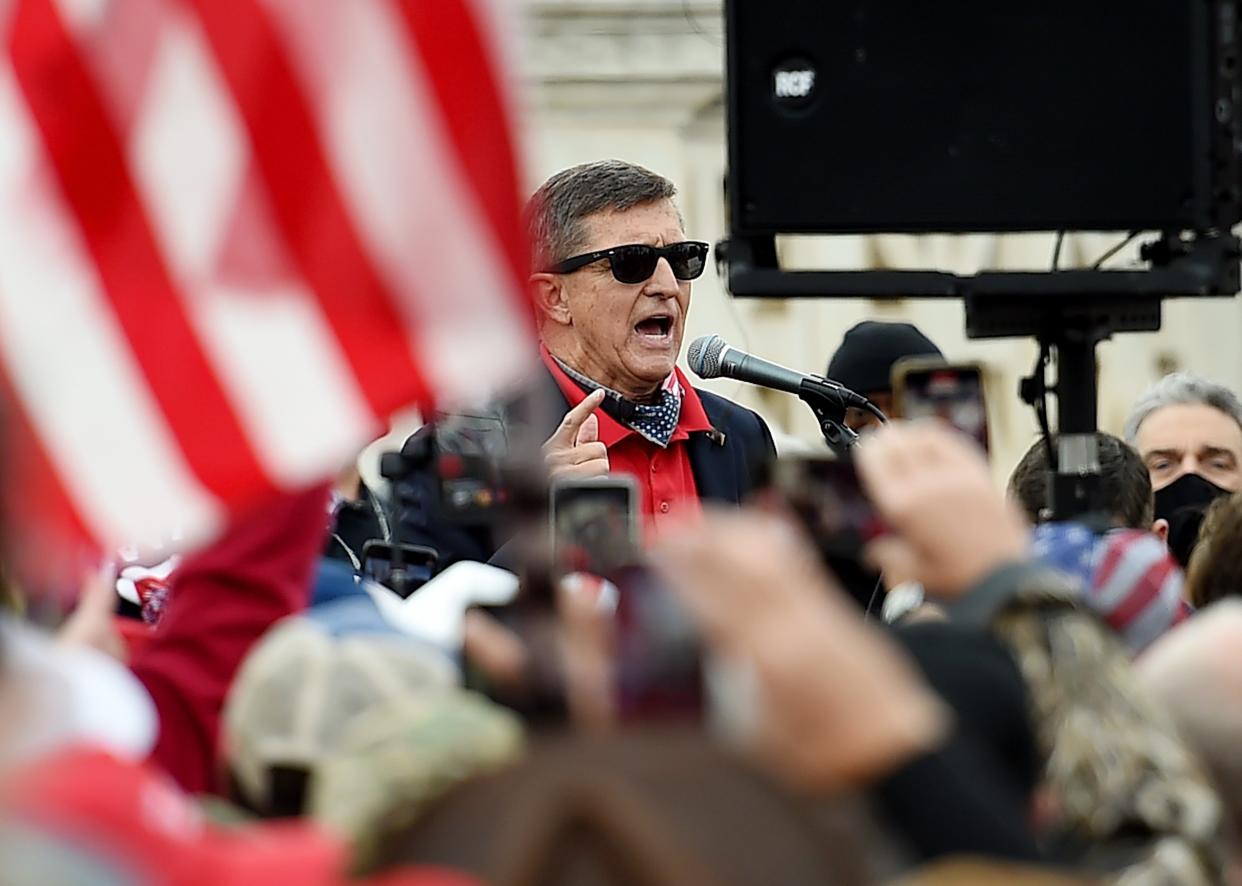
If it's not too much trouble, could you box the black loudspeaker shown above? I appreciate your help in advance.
[725,1,1241,236]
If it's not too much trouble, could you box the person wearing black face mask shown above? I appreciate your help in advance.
[1153,474,1231,569]
[1125,372,1242,568]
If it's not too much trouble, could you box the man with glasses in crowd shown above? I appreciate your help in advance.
[396,160,775,566]
[1124,372,1242,566]
[526,159,774,534]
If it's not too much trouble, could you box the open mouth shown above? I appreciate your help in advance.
[634,315,673,338]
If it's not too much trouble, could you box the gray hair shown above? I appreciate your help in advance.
[526,159,678,272]
[1123,372,1242,443]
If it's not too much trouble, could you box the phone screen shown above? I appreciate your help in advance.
[550,478,639,577]
[895,364,989,453]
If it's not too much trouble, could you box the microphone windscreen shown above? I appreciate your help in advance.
[687,334,726,379]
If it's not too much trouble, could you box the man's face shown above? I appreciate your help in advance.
[547,200,691,397]
[1135,403,1242,492]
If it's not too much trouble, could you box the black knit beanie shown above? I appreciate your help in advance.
[826,321,943,395]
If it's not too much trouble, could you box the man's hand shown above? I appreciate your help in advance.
[655,510,947,791]
[542,389,610,482]
[854,421,1029,600]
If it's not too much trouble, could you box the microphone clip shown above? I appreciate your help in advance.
[798,378,860,457]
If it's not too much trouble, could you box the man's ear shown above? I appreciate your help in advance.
[1152,518,1170,545]
[530,273,572,327]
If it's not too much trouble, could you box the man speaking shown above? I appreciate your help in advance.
[398,160,774,564]
[527,159,774,531]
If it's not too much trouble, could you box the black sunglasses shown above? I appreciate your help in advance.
[546,241,710,284]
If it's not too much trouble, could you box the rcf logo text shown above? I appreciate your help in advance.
[774,69,815,99]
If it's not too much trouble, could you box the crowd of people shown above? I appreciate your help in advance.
[4,159,1242,885]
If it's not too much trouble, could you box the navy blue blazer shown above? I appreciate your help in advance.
[392,367,776,570]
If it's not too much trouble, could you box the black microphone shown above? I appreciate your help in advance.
[686,334,870,407]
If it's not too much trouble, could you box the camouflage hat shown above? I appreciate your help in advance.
[309,690,525,871]
[223,595,460,816]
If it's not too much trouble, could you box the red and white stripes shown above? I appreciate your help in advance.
[0,0,533,572]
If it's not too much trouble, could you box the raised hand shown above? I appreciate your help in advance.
[855,421,1029,599]
[542,389,610,482]
[655,510,947,790]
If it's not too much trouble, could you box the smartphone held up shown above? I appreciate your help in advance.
[892,359,990,454]
[466,475,705,726]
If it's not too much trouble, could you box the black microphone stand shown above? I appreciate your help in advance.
[798,378,860,457]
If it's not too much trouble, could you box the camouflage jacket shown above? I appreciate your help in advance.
[950,564,1227,885]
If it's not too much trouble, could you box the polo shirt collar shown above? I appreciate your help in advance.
[539,345,714,448]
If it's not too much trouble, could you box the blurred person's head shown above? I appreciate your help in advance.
[375,728,902,886]
[1136,601,1242,875]
[1125,372,1242,492]
[527,160,702,401]
[223,596,458,818]
[1125,373,1242,566]
[825,322,943,432]
[1008,432,1158,534]
[1186,492,1242,609]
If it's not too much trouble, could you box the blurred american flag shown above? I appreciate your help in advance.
[0,0,533,578]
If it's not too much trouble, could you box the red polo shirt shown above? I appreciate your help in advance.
[541,348,714,537]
